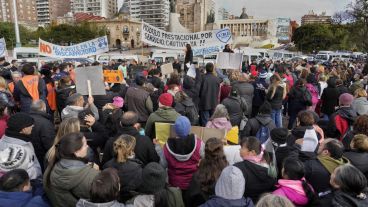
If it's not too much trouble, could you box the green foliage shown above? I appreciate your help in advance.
[0,22,106,49]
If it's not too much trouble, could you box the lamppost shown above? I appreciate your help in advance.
[12,0,21,47]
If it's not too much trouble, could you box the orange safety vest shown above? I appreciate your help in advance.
[46,83,57,111]
[8,82,14,94]
[21,75,40,101]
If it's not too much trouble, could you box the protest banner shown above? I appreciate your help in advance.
[141,22,232,50]
[155,123,226,145]
[0,38,7,57]
[75,66,106,96]
[160,63,174,75]
[193,45,225,57]
[39,36,109,58]
[103,70,124,83]
[216,52,243,70]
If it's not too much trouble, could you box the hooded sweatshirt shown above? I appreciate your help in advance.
[352,97,368,115]
[162,135,204,190]
[273,179,313,206]
[206,117,232,131]
[76,199,125,207]
[61,104,99,121]
[145,107,180,138]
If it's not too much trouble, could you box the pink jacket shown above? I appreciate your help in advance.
[306,83,319,105]
[0,115,8,138]
[206,117,232,131]
[273,179,313,206]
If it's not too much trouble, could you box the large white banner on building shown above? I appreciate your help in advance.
[39,36,109,58]
[141,22,232,49]
[0,38,7,57]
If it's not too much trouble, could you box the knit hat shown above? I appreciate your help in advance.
[0,146,27,173]
[175,116,191,139]
[215,166,245,200]
[7,113,34,132]
[159,93,173,107]
[112,96,124,108]
[259,70,268,79]
[339,93,354,106]
[270,128,288,145]
[302,129,319,152]
[140,162,167,194]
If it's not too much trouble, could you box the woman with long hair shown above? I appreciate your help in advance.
[234,137,277,203]
[287,79,311,129]
[43,132,100,207]
[266,74,286,128]
[103,134,143,202]
[185,138,229,206]
[184,44,193,73]
[273,158,316,206]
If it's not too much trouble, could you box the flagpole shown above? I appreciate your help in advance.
[12,0,21,47]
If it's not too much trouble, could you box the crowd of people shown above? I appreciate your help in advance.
[0,46,368,207]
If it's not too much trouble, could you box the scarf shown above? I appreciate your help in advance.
[277,179,307,196]
[242,146,265,164]
[317,155,349,174]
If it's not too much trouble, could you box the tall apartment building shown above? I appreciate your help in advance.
[176,0,215,32]
[217,7,229,21]
[123,0,170,30]
[36,0,71,26]
[70,0,117,19]
[0,0,38,26]
[301,10,332,25]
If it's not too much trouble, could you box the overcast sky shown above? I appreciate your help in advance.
[215,0,353,22]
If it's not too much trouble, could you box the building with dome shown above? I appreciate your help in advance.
[90,6,142,49]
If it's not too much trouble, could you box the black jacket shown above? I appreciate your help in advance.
[184,172,213,207]
[175,97,199,125]
[336,85,349,96]
[332,190,368,207]
[80,122,109,150]
[102,126,159,166]
[288,86,310,113]
[103,158,143,202]
[266,86,284,110]
[304,158,332,195]
[29,110,55,171]
[344,150,368,179]
[56,85,76,112]
[234,160,276,203]
[242,114,275,138]
[327,107,357,139]
[199,73,221,111]
[321,86,340,116]
[222,96,247,126]
[183,73,202,110]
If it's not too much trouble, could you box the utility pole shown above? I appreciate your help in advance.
[12,0,21,47]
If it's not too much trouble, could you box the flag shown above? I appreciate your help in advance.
[0,38,6,57]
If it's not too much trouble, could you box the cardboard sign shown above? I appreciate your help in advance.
[103,70,124,83]
[75,66,106,95]
[187,64,197,78]
[161,63,174,75]
[216,52,243,70]
[155,123,227,145]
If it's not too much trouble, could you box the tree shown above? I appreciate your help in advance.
[0,22,36,49]
[348,0,368,52]
[292,24,335,53]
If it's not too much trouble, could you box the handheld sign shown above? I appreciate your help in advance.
[216,52,243,70]
[161,63,174,76]
[103,70,124,83]
[75,66,106,96]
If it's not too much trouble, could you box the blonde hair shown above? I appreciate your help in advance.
[256,194,294,207]
[354,88,367,98]
[351,134,368,152]
[0,76,7,90]
[114,135,136,163]
[46,118,80,162]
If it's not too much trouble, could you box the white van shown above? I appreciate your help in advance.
[151,49,185,63]
[271,50,295,61]
[13,47,39,60]
[96,54,140,65]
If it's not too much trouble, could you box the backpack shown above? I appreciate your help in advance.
[256,124,270,144]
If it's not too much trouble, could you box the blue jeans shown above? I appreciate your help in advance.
[271,109,282,128]
[200,110,213,126]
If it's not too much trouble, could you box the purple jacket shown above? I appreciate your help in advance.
[273,179,313,206]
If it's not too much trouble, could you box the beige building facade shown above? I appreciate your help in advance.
[0,0,38,26]
[176,0,215,32]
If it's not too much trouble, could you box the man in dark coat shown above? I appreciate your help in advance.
[102,111,160,166]
[242,102,275,138]
[183,68,202,110]
[29,100,55,171]
[304,139,349,206]
[199,63,221,126]
[222,87,247,127]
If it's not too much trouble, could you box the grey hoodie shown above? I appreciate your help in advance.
[61,104,99,120]
[76,199,125,207]
[352,97,368,115]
